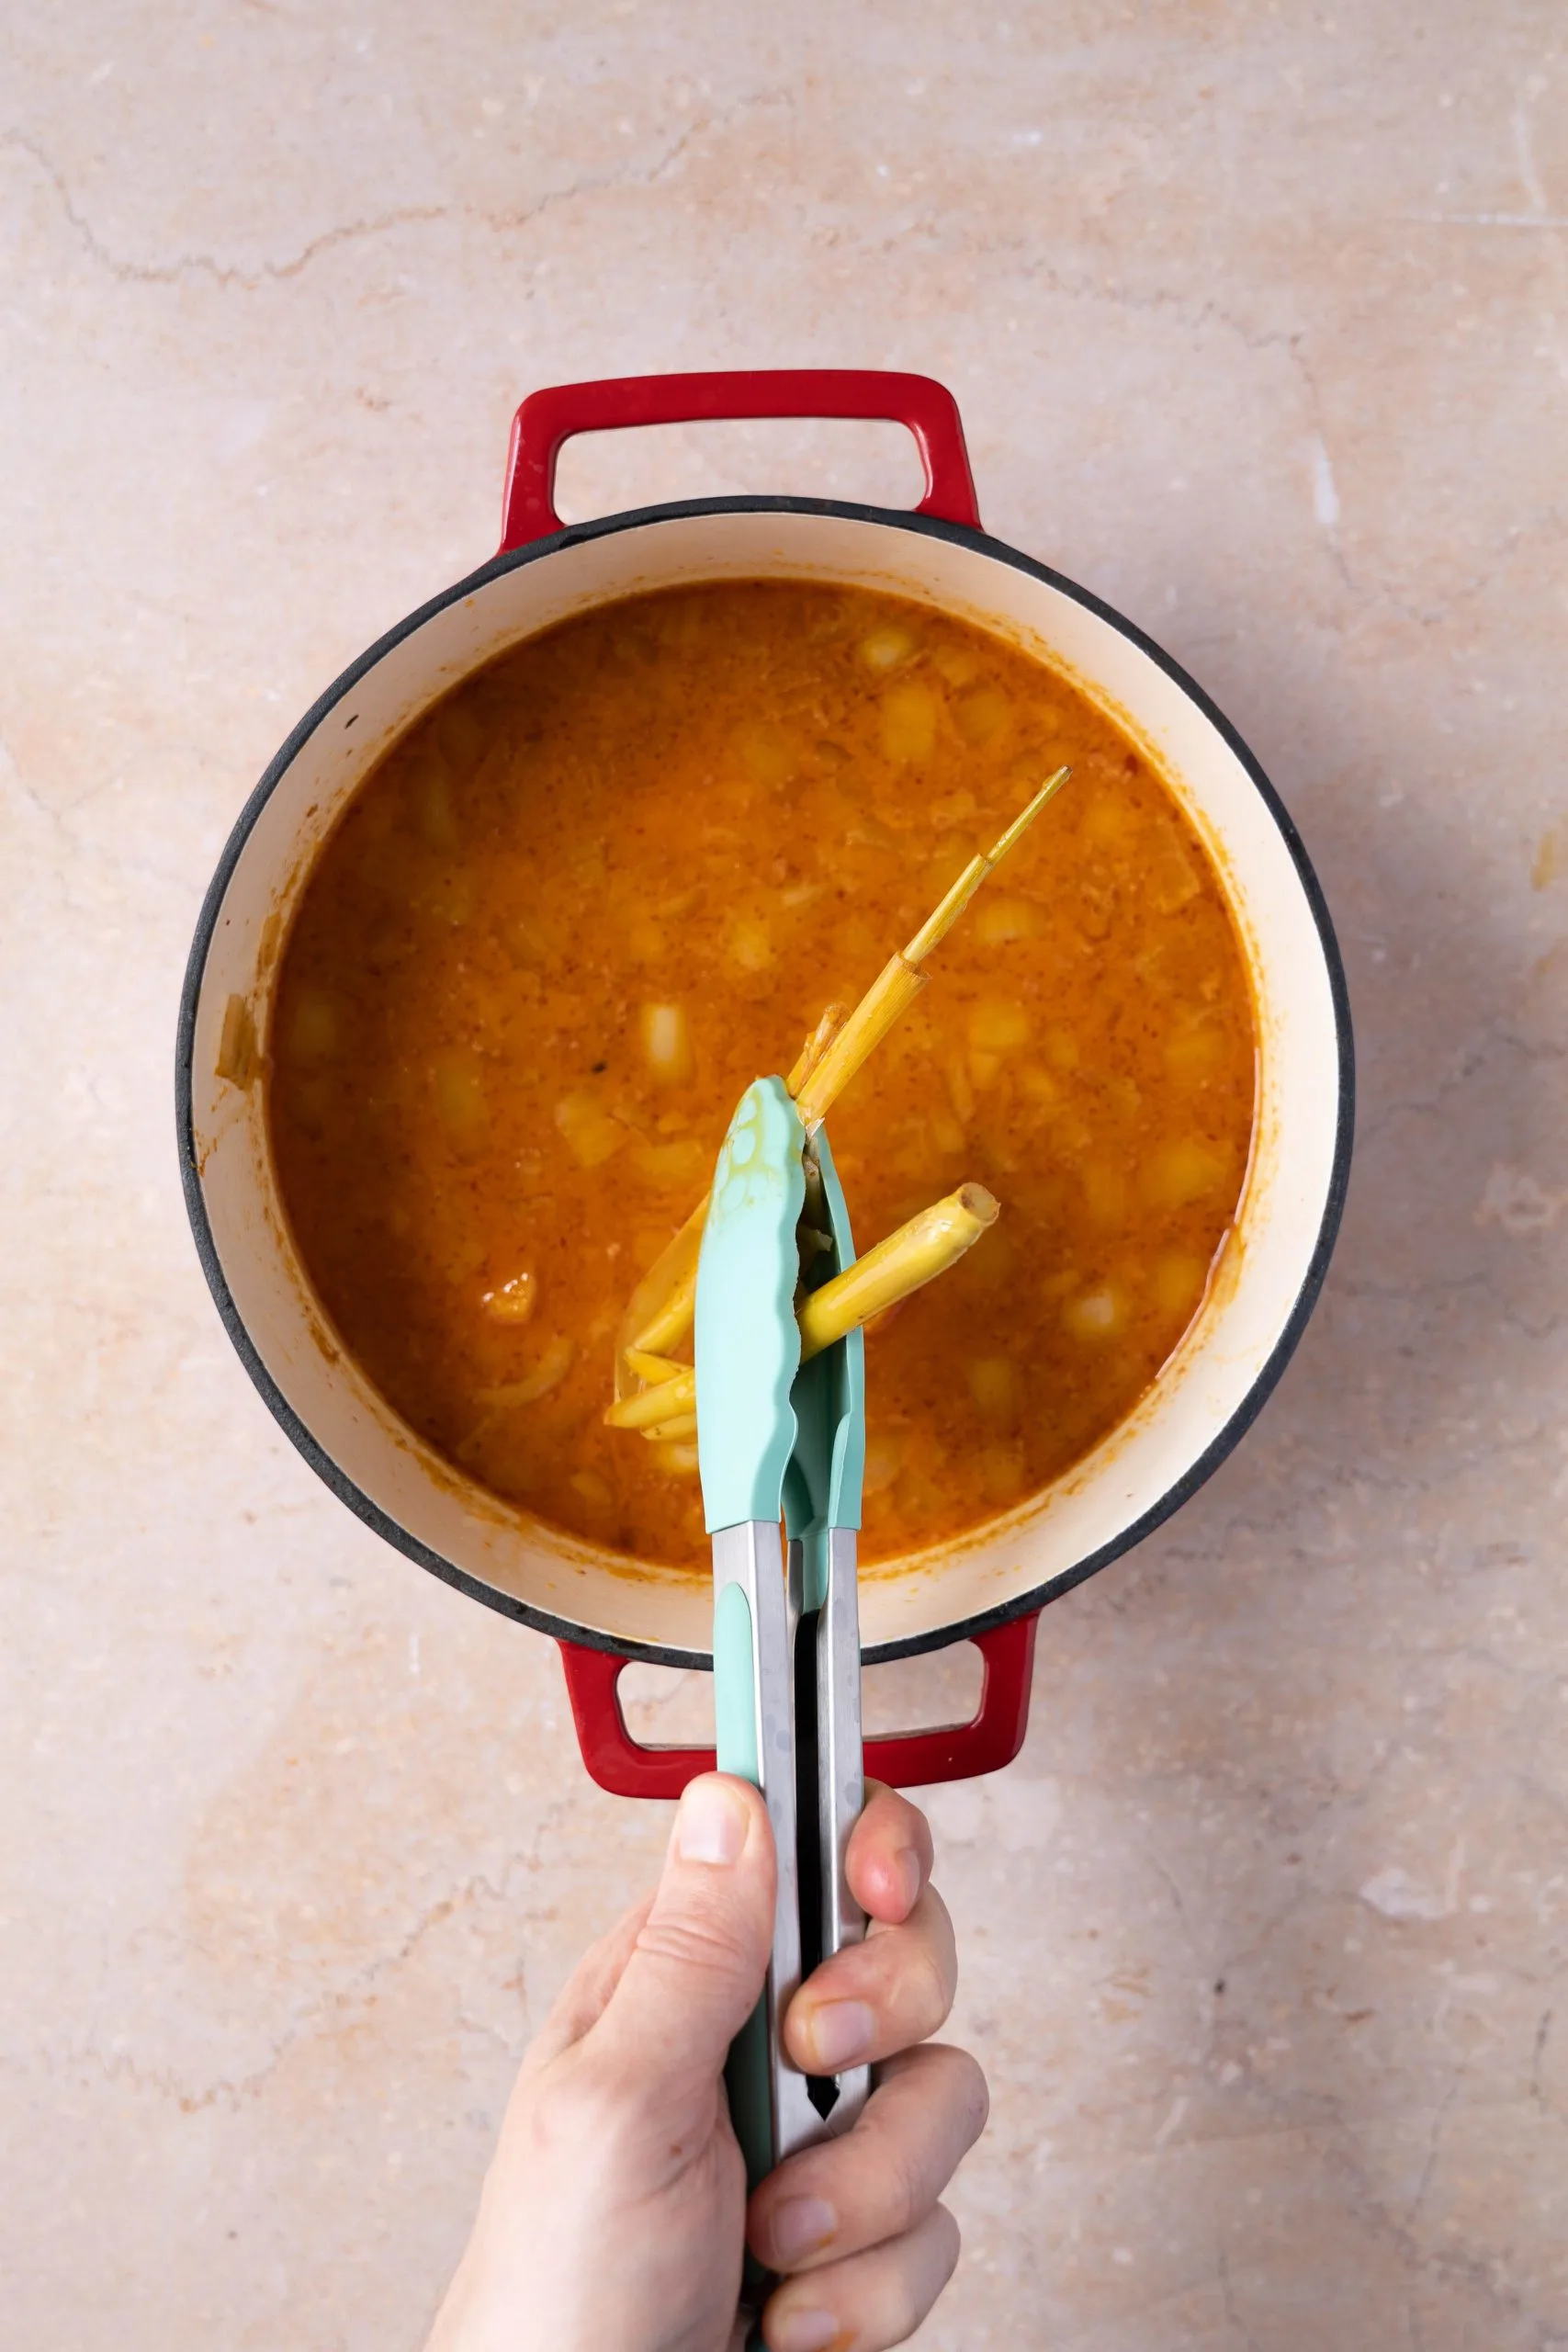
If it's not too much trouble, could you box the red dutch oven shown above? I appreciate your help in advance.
[176,369,1352,1801]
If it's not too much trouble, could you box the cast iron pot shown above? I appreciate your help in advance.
[177,369,1353,1799]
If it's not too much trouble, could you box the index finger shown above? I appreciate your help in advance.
[846,1781,934,1926]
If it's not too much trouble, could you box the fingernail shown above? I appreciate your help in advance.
[805,1997,874,2070]
[766,2307,840,2352]
[770,2193,837,2264]
[674,1776,748,1866]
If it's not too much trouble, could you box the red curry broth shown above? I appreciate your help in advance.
[268,582,1257,1572]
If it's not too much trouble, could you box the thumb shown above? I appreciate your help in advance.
[591,1773,775,2084]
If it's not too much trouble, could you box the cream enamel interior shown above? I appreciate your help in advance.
[188,509,1342,1660]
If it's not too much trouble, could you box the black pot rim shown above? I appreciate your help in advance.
[176,492,1355,1671]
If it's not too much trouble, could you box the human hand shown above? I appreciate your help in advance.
[423,1774,985,2352]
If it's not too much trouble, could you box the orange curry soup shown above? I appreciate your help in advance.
[269,582,1257,1573]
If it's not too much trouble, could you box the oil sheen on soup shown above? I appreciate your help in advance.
[269,582,1258,1574]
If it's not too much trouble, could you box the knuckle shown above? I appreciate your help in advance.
[634,1906,750,1982]
[880,2136,929,2240]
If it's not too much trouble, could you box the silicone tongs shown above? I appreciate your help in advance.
[694,1075,871,2192]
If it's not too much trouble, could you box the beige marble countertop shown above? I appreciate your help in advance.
[4,5,1566,2345]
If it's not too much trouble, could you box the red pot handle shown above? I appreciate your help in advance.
[558,1613,1037,1801]
[500,368,981,550]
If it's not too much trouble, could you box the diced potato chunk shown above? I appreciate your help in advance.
[570,1467,613,1510]
[968,1049,1003,1091]
[728,915,773,972]
[1165,1018,1227,1086]
[1019,1066,1059,1110]
[975,894,1045,947]
[1154,1250,1209,1317]
[859,624,917,672]
[1063,1284,1129,1340]
[481,1271,537,1324]
[734,720,796,787]
[1082,793,1136,850]
[433,1048,488,1154]
[1043,1025,1080,1072]
[1141,1136,1227,1209]
[953,684,1012,747]
[629,1137,708,1189]
[967,997,1031,1053]
[967,1357,1018,1419]
[286,987,340,1063]
[639,1001,695,1085]
[880,682,939,765]
[555,1091,626,1168]
[932,644,980,687]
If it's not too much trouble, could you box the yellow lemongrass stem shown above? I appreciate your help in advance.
[615,1194,708,1393]
[609,772,1064,1397]
[607,1365,698,1430]
[793,769,1070,1129]
[790,956,929,1130]
[640,1411,699,1442]
[605,1183,998,1434]
[797,1184,999,1360]
[626,1256,701,1362]
[615,1001,853,1384]
[785,1001,851,1096]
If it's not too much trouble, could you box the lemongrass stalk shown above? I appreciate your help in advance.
[606,1185,998,1438]
[790,956,930,1129]
[785,1001,851,1096]
[606,1364,698,1430]
[616,996,852,1380]
[626,1259,700,1362]
[797,1184,998,1361]
[793,769,1069,1128]
[607,770,1065,1407]
[615,1195,708,1394]
[639,1411,699,1442]
[987,765,1071,865]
